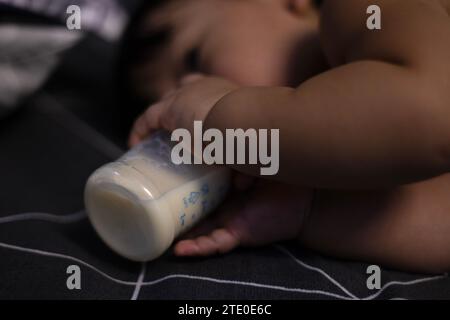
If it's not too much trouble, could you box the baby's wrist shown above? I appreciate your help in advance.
[203,85,240,129]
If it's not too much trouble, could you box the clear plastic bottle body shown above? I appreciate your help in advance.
[84,132,231,261]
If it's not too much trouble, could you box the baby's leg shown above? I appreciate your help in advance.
[175,174,450,273]
[300,174,450,274]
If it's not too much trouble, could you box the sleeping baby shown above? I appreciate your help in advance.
[126,0,450,273]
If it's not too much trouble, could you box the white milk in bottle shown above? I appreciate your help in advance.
[84,131,231,261]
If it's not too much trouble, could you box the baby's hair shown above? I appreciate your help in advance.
[117,0,167,108]
[120,0,167,63]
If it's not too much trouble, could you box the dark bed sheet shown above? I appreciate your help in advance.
[0,93,449,300]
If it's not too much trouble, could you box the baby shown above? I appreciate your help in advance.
[126,0,450,273]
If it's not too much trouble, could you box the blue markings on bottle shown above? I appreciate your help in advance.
[180,213,186,226]
[188,191,201,204]
[201,183,209,195]
[201,200,208,214]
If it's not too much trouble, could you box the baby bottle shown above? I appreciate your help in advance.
[84,131,231,261]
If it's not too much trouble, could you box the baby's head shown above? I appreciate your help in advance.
[125,0,325,102]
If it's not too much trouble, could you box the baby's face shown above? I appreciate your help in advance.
[133,0,322,100]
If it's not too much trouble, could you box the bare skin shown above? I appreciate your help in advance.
[128,0,450,273]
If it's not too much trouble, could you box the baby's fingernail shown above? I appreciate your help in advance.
[175,241,201,256]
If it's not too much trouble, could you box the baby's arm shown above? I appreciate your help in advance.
[205,0,450,188]
[207,0,450,188]
[206,60,450,188]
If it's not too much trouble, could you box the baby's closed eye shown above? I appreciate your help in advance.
[184,48,201,74]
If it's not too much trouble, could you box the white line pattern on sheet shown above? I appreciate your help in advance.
[362,274,448,300]
[0,241,351,299]
[275,245,448,300]
[140,274,352,299]
[0,241,136,285]
[131,263,147,300]
[0,211,448,299]
[0,211,86,224]
[274,245,358,299]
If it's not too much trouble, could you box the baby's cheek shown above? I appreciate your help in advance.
[199,48,288,87]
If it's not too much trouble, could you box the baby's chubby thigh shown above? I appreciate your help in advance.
[301,173,450,273]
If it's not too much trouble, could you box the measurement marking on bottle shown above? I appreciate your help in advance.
[201,184,209,195]
[180,213,186,226]
[188,192,201,204]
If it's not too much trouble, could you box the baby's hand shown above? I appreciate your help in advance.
[174,179,313,257]
[128,74,238,146]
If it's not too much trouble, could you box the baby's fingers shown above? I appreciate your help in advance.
[128,100,167,147]
[128,115,149,147]
[174,228,240,257]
